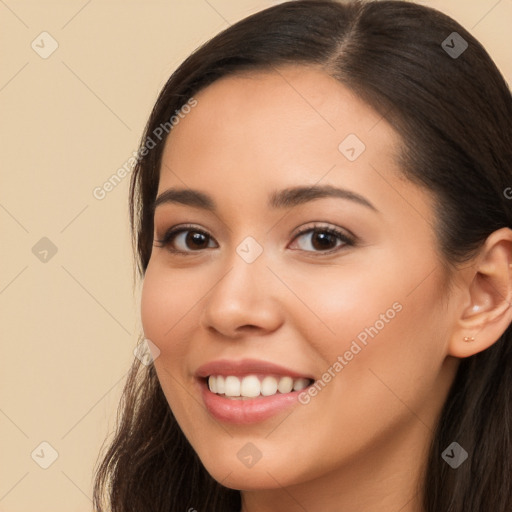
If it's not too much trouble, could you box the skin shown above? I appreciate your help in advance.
[140,65,512,512]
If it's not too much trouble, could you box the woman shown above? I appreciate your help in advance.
[93,1,512,511]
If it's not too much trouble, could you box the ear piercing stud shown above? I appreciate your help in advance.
[463,336,475,342]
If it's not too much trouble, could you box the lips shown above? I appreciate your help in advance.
[195,358,315,424]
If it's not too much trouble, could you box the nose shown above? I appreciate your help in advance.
[199,251,284,338]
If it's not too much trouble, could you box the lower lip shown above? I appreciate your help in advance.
[199,379,305,425]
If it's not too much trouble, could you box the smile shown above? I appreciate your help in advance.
[196,359,316,424]
[207,374,313,398]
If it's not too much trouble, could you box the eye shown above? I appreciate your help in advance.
[154,224,217,254]
[289,224,355,254]
[154,223,355,256]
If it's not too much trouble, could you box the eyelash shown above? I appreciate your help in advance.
[154,223,356,256]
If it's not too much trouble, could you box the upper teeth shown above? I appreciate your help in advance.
[208,375,311,398]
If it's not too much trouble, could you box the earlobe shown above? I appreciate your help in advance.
[448,227,512,358]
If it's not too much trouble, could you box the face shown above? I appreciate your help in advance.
[141,66,459,492]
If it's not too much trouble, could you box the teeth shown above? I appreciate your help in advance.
[216,375,225,395]
[208,375,217,394]
[293,378,310,391]
[261,376,278,396]
[224,376,241,397]
[207,375,312,398]
[278,376,293,394]
[240,375,260,398]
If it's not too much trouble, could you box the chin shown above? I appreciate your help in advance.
[204,461,289,491]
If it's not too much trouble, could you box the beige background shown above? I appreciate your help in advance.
[0,0,510,510]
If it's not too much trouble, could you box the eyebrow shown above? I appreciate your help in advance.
[153,184,378,212]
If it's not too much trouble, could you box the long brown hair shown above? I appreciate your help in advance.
[93,1,512,510]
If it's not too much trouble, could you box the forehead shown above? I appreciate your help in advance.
[160,65,402,189]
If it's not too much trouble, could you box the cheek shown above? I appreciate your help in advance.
[278,271,448,471]
[140,262,204,347]
[278,261,404,355]
[140,263,202,419]
[286,258,448,395]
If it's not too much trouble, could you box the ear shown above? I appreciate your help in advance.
[448,227,512,358]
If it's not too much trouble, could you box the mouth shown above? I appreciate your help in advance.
[205,374,314,399]
[195,359,316,424]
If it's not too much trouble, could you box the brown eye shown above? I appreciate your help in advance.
[183,231,210,250]
[155,226,217,254]
[290,225,354,254]
[310,231,339,251]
